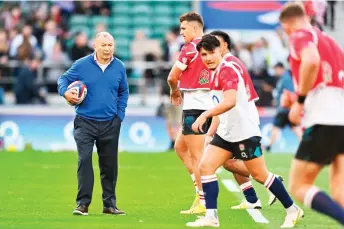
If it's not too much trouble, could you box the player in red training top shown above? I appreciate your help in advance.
[280,2,344,226]
[186,34,303,228]
[167,12,212,215]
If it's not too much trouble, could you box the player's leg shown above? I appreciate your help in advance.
[223,159,250,177]
[186,137,233,227]
[182,110,212,212]
[237,136,303,228]
[184,134,206,210]
[290,125,344,226]
[175,129,193,175]
[223,158,283,208]
[266,126,281,152]
[265,110,286,152]
[330,154,344,207]
[231,173,262,209]
[223,159,261,209]
[175,129,199,213]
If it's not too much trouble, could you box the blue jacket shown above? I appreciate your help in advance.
[57,54,129,121]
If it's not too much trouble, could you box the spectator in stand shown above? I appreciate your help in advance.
[2,5,21,31]
[88,23,107,47]
[42,20,58,59]
[14,36,46,104]
[162,27,181,62]
[90,1,111,16]
[10,23,39,59]
[0,30,9,66]
[302,0,327,30]
[45,41,70,82]
[31,10,46,47]
[234,42,252,71]
[251,38,268,79]
[70,32,92,61]
[0,30,10,78]
[324,1,337,30]
[49,5,62,25]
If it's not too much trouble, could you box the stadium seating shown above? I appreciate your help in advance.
[68,1,192,60]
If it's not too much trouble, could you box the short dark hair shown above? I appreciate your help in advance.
[180,12,204,27]
[210,30,232,50]
[279,2,306,22]
[273,62,284,69]
[196,34,220,52]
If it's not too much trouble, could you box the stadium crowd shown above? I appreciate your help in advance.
[0,0,339,106]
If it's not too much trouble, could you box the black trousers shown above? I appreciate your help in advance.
[73,115,121,208]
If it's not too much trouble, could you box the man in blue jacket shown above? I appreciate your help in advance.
[57,32,129,216]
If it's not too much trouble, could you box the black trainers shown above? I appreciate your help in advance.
[73,205,88,216]
[103,207,126,215]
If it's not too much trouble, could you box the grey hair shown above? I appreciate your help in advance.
[95,32,114,41]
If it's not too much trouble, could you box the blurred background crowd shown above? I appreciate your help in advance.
[0,0,342,148]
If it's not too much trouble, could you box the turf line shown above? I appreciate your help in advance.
[220,178,270,224]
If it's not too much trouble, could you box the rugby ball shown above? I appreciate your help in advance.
[67,81,87,106]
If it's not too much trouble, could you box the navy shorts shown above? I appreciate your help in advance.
[296,125,344,164]
[182,109,212,135]
[210,134,263,161]
[273,110,296,128]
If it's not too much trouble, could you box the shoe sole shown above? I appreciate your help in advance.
[180,211,205,215]
[231,206,262,210]
[186,223,219,228]
[72,210,88,216]
[103,212,126,215]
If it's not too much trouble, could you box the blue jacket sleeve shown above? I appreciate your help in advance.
[116,67,129,121]
[57,61,80,97]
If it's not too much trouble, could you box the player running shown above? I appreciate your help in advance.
[209,30,283,209]
[186,34,303,228]
[167,12,212,214]
[279,3,344,226]
[265,62,302,152]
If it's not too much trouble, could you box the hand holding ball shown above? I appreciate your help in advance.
[64,81,87,106]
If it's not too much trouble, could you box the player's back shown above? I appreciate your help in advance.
[211,53,261,142]
[289,28,344,127]
[177,38,212,110]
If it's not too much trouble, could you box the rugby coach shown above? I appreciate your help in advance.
[57,32,129,216]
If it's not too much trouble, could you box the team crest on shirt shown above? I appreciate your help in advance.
[239,144,245,151]
[199,69,209,85]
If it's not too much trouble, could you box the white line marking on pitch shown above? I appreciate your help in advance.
[221,179,269,224]
[246,209,269,224]
[222,179,240,192]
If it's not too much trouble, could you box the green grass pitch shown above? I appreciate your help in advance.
[0,151,342,229]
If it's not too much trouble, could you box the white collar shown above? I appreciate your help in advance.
[94,52,114,65]
[223,52,233,59]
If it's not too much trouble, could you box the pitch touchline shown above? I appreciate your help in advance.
[221,178,270,224]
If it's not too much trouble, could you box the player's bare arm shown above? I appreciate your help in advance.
[167,65,183,106]
[204,116,220,146]
[298,45,320,96]
[192,90,236,133]
[289,45,320,124]
[207,116,219,137]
